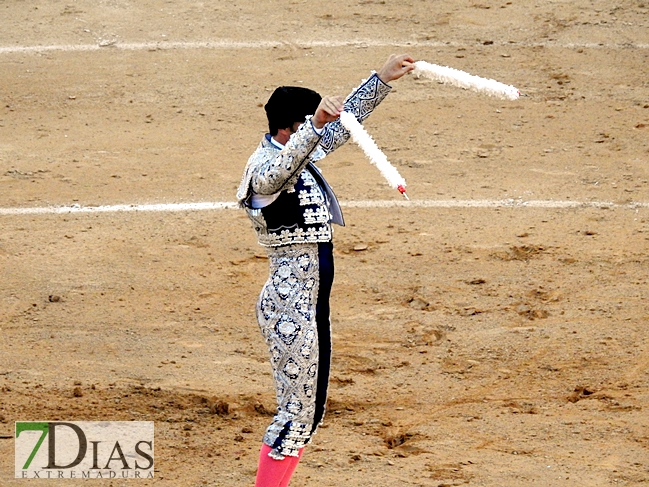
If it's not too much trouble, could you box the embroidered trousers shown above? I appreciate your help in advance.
[257,242,334,459]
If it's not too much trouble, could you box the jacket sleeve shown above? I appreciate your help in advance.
[249,118,322,196]
[318,72,392,155]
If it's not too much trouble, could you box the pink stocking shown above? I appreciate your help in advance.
[254,444,304,487]
[279,447,303,487]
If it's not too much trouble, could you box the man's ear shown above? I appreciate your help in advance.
[274,126,293,145]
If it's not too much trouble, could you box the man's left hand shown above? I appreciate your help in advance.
[312,95,345,129]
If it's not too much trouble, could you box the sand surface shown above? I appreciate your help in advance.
[1,1,648,485]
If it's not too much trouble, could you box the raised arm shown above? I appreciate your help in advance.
[319,54,415,154]
[248,121,321,196]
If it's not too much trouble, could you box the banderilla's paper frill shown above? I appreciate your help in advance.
[413,60,521,100]
[339,111,408,199]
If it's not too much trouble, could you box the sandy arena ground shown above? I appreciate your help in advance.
[1,1,648,485]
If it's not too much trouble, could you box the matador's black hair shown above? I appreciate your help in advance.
[264,86,322,136]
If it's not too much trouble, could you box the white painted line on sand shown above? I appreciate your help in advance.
[0,202,238,216]
[0,39,647,55]
[343,199,649,209]
[1,199,647,216]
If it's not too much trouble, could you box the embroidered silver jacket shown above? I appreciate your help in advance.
[237,72,392,247]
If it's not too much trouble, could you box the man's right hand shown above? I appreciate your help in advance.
[312,95,345,129]
[376,54,415,84]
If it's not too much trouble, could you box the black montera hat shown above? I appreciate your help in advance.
[265,86,322,135]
